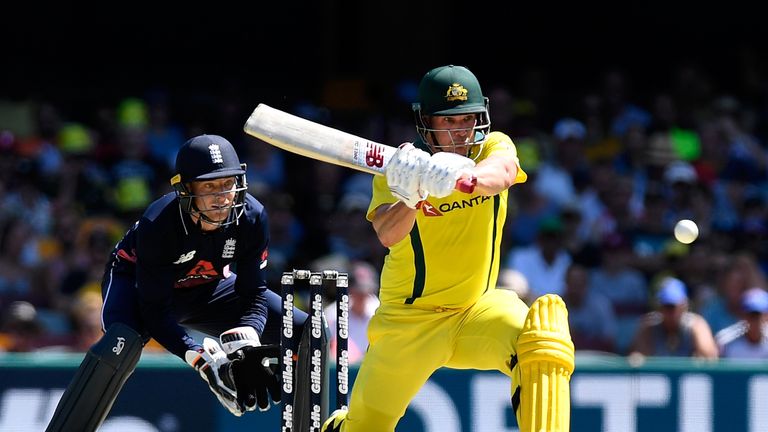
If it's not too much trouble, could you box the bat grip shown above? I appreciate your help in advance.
[456,175,477,194]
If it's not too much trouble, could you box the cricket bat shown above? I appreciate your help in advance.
[243,103,476,193]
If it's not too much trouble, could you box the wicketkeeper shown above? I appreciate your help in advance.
[46,134,323,431]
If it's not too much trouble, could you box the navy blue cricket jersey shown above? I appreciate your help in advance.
[103,192,270,358]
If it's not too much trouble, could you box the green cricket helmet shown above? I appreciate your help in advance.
[170,134,248,227]
[412,65,490,159]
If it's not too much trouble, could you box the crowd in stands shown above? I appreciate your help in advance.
[1,62,768,361]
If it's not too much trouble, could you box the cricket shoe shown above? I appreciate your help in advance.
[321,408,347,432]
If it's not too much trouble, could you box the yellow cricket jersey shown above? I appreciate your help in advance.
[367,131,527,309]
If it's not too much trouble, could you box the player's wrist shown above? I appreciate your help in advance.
[185,346,207,369]
[220,326,261,354]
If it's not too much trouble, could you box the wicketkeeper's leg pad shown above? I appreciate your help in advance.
[45,322,143,432]
[515,294,575,432]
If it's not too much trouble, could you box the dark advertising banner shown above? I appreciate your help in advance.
[1,353,766,431]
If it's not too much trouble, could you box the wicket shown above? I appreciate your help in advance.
[280,269,349,432]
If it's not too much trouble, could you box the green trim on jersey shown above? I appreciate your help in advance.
[405,223,426,304]
[483,194,501,294]
[367,131,527,309]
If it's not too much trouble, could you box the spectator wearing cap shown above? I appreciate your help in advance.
[700,253,766,334]
[715,288,768,359]
[629,277,718,359]
[662,161,712,236]
[0,301,44,352]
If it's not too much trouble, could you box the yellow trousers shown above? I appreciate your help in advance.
[343,288,529,431]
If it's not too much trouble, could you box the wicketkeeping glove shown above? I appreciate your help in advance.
[385,143,430,208]
[220,326,281,412]
[421,152,476,198]
[185,338,242,416]
[228,344,282,412]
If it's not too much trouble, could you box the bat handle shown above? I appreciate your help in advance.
[456,175,477,194]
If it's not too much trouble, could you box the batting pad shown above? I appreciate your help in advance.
[46,323,143,432]
[516,294,575,432]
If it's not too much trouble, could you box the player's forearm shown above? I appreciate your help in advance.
[468,154,518,196]
[371,202,417,248]
[692,321,719,359]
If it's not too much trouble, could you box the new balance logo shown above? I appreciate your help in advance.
[173,250,196,264]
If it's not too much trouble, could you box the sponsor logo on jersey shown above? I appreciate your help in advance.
[176,260,219,288]
[222,238,236,259]
[173,250,196,264]
[419,200,443,217]
[437,195,492,213]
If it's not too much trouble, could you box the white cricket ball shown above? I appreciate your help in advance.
[674,219,699,244]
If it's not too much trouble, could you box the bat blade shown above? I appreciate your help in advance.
[243,103,395,175]
[243,103,476,193]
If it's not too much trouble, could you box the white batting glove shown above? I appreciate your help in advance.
[186,338,242,417]
[421,152,476,198]
[385,143,430,208]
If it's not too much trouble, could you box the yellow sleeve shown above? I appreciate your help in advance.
[477,131,528,184]
[366,175,393,222]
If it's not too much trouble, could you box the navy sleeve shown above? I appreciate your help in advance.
[234,206,270,336]
[135,217,200,359]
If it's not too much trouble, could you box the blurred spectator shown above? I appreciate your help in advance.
[326,192,384,267]
[66,290,105,352]
[662,161,712,232]
[503,181,559,250]
[589,233,648,315]
[504,215,571,298]
[602,69,652,138]
[560,201,600,267]
[700,252,767,334]
[243,137,287,196]
[254,192,304,287]
[534,117,588,208]
[323,260,380,365]
[629,277,718,359]
[715,287,768,359]
[631,186,674,268]
[563,263,617,353]
[712,95,766,183]
[0,301,44,352]
[0,218,35,303]
[54,123,114,214]
[496,268,530,305]
[145,95,185,172]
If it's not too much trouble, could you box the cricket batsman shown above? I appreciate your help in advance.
[323,65,575,431]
